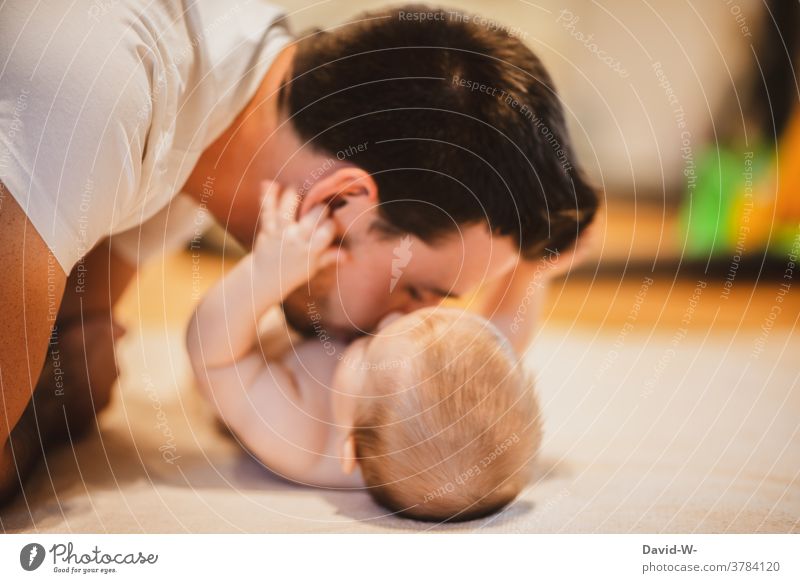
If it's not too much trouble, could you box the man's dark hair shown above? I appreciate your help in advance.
[284,5,598,259]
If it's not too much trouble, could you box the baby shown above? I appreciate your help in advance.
[186,184,542,522]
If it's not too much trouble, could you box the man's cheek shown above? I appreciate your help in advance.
[337,280,391,329]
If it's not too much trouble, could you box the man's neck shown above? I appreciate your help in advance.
[182,43,297,248]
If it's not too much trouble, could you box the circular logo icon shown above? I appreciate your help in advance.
[20,543,46,571]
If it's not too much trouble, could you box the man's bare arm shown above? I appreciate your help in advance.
[479,227,597,355]
[0,188,65,501]
[0,181,137,504]
[44,238,136,427]
[58,238,136,322]
[478,257,555,356]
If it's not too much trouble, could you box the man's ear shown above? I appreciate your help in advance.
[299,167,378,217]
[340,434,358,475]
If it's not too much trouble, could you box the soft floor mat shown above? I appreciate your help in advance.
[2,325,798,533]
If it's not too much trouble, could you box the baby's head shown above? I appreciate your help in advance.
[334,307,541,522]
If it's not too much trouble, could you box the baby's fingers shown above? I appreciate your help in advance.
[278,186,301,227]
[309,218,337,253]
[317,247,343,270]
[296,204,328,236]
[260,181,281,233]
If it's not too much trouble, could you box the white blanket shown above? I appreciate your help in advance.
[2,326,797,533]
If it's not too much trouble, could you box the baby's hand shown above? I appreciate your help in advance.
[253,182,339,295]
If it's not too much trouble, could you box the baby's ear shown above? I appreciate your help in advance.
[340,434,357,474]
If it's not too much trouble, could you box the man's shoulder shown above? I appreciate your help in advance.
[0,2,161,117]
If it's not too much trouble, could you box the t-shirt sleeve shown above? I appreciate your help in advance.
[0,1,152,273]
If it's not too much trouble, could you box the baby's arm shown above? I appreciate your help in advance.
[187,182,335,369]
[186,182,338,477]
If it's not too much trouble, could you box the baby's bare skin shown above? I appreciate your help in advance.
[187,182,363,487]
[187,181,539,499]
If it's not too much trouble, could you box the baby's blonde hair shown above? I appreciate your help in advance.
[353,310,542,522]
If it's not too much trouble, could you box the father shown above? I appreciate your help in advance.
[0,2,597,503]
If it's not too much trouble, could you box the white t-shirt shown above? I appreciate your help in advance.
[0,0,291,272]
